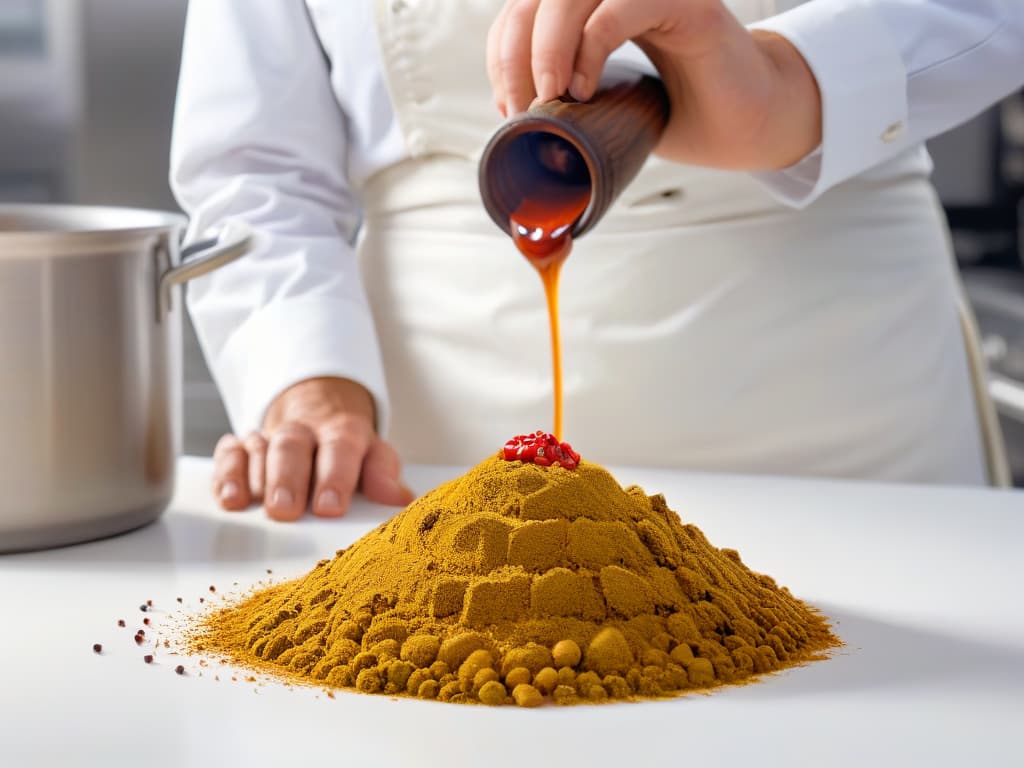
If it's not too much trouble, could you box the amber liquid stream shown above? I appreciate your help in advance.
[510,185,590,440]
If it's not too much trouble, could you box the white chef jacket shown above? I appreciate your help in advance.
[170,0,1024,441]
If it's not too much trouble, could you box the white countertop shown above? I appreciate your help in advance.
[2,457,1022,767]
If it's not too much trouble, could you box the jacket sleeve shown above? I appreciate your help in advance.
[750,0,1024,207]
[170,0,390,435]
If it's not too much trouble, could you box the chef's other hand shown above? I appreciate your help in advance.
[486,0,821,170]
[211,377,414,521]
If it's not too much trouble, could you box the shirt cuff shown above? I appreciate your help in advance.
[209,293,391,438]
[749,0,909,207]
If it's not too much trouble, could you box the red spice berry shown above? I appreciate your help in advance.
[92,644,102,654]
[501,431,579,470]
[117,620,125,628]
[209,585,216,593]
[146,599,153,607]
[143,618,151,626]
[144,655,154,664]
[175,665,185,676]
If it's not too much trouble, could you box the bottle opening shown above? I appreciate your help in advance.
[480,128,594,243]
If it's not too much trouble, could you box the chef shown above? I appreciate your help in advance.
[170,0,1024,520]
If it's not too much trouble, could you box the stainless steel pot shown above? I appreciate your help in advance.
[0,204,251,552]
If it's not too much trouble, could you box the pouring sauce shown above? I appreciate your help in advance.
[510,162,590,440]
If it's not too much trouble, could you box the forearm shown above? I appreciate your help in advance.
[752,0,1024,206]
[170,0,391,436]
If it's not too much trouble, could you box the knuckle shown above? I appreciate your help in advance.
[270,421,316,447]
[213,433,243,457]
[316,413,372,442]
[243,431,267,452]
[498,51,521,76]
[585,9,620,50]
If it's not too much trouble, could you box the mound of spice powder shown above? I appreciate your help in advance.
[190,441,839,705]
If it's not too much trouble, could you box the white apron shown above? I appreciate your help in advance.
[358,0,1009,486]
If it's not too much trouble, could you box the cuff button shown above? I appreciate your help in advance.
[881,121,905,143]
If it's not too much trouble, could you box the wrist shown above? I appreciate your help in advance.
[265,377,377,433]
[751,30,822,169]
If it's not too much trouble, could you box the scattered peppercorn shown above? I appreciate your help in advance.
[92,644,102,654]
[176,597,183,603]
[143,618,151,626]
[117,619,125,628]
[266,569,272,574]
[146,600,153,607]
[144,655,154,664]
[175,665,185,676]
[199,597,205,603]
[209,585,216,593]
[139,604,148,612]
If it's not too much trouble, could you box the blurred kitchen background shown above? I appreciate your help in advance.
[2,0,1024,483]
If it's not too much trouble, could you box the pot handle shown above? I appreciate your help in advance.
[158,221,253,320]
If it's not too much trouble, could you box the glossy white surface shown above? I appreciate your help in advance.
[2,457,1022,767]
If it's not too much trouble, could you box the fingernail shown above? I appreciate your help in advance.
[538,72,557,102]
[400,483,416,503]
[317,488,342,513]
[569,72,588,101]
[221,481,239,501]
[271,487,294,508]
[496,100,507,118]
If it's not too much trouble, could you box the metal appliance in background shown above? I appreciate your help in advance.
[932,91,1024,484]
[0,205,251,552]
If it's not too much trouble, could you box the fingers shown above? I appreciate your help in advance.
[264,422,316,521]
[572,0,661,101]
[486,2,512,116]
[500,0,542,115]
[310,416,373,518]
[531,0,600,103]
[360,439,416,507]
[212,434,251,511]
[244,431,267,501]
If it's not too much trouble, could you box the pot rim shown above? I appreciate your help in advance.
[0,203,187,257]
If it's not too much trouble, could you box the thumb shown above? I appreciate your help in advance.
[360,438,416,506]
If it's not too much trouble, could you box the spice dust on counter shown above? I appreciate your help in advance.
[187,433,840,706]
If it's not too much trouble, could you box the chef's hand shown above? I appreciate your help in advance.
[486,0,822,170]
[211,377,414,520]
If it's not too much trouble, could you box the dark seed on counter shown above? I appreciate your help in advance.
[139,604,148,612]
[146,600,153,607]
[117,620,125,627]
[144,655,154,664]
[92,644,102,654]
[199,598,205,603]
[143,618,151,626]
[175,665,185,676]
[266,569,272,574]
[209,585,216,593]
[176,597,183,603]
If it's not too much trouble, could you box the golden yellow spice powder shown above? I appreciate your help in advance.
[190,444,839,706]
